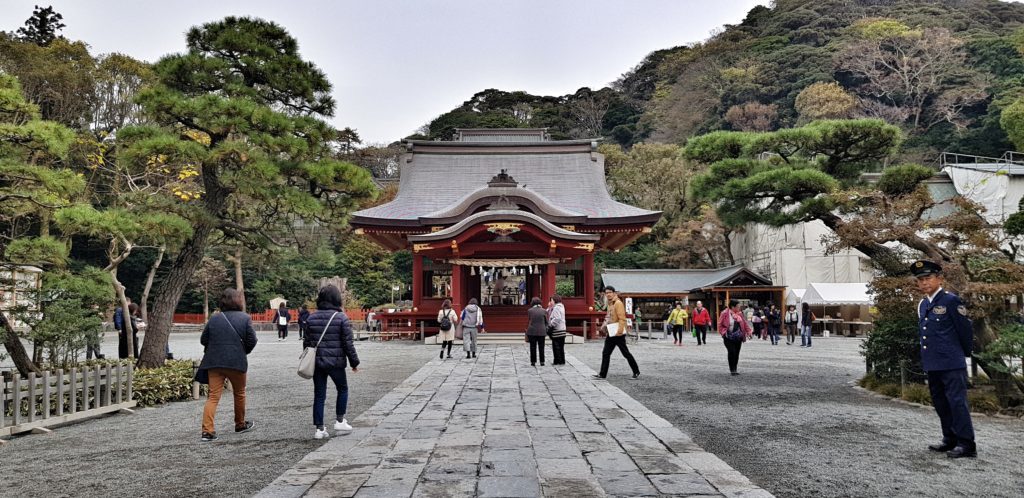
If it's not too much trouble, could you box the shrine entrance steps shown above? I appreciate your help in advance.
[424,332,585,345]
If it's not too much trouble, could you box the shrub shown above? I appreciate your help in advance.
[133,359,204,407]
[968,391,1001,414]
[861,316,923,384]
[901,383,932,405]
[877,383,902,398]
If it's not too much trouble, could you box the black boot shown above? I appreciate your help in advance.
[466,351,471,359]
[440,347,444,359]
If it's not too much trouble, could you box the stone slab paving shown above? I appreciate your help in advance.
[257,346,772,498]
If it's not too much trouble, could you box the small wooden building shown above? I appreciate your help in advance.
[601,265,785,321]
[350,129,661,336]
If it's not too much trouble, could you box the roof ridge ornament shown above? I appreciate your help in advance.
[487,169,519,188]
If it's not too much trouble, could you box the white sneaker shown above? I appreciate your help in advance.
[334,418,352,433]
[314,427,330,439]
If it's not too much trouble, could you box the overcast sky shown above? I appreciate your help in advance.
[4,0,766,143]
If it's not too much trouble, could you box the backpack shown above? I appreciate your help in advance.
[113,307,124,330]
[439,310,453,331]
[462,308,478,327]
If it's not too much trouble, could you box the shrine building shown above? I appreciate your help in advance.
[350,129,661,336]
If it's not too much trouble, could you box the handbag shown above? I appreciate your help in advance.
[455,324,464,340]
[278,315,287,326]
[606,322,620,337]
[298,312,339,379]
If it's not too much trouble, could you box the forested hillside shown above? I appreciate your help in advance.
[420,0,1024,159]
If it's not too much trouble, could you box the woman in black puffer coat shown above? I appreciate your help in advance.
[304,285,360,439]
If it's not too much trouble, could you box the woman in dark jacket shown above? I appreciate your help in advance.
[198,288,258,442]
[276,303,290,341]
[305,285,360,439]
[526,297,548,367]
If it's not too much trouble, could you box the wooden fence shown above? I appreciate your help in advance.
[1,364,136,437]
[173,309,369,324]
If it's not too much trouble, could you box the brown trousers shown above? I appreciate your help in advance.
[202,368,247,434]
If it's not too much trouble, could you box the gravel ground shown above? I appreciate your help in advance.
[0,331,432,498]
[573,335,1024,498]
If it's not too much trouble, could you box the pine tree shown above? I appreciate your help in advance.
[125,17,375,367]
[15,5,66,46]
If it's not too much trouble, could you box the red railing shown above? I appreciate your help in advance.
[173,309,371,324]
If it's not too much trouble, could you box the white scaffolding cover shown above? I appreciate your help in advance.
[802,283,872,305]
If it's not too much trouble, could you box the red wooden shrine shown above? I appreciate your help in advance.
[350,129,660,336]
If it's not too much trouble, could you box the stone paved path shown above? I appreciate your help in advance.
[257,346,771,497]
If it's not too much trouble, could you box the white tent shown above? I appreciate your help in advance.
[802,283,872,305]
[786,288,806,304]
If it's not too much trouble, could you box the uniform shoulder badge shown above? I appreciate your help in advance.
[933,306,947,315]
[957,305,968,316]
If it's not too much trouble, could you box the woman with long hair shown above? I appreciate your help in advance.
[436,299,458,359]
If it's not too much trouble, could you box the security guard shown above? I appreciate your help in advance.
[912,260,976,458]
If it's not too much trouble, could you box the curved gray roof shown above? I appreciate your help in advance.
[352,151,660,226]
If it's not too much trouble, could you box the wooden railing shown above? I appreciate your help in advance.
[1,364,136,437]
[173,309,369,324]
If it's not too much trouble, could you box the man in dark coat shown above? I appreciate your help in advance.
[912,260,976,459]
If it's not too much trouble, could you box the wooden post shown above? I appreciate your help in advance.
[452,264,464,308]
[41,371,50,419]
[69,368,77,414]
[420,321,425,342]
[104,364,113,406]
[583,254,595,311]
[544,263,556,303]
[128,364,134,401]
[27,372,37,423]
[93,366,101,410]
[12,374,21,426]
[412,255,424,308]
[56,369,64,417]
[115,365,123,404]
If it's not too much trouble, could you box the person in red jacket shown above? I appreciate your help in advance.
[691,300,712,346]
[718,299,753,375]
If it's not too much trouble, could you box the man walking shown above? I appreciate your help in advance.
[692,301,711,346]
[912,260,976,459]
[594,286,640,380]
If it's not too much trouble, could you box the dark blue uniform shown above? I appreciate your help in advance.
[918,288,975,450]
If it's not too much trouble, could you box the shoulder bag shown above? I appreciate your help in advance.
[298,312,339,379]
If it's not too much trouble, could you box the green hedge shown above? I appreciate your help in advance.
[133,359,205,407]
[859,373,1002,414]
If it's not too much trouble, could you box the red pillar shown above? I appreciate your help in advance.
[452,264,464,308]
[412,255,423,308]
[544,263,556,303]
[583,254,595,308]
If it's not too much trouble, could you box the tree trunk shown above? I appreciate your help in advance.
[140,244,165,322]
[233,246,246,312]
[138,222,216,368]
[111,271,132,359]
[1,310,40,376]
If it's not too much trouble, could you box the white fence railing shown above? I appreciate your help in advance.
[1,364,136,437]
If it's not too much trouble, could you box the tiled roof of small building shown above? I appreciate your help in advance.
[601,266,774,294]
